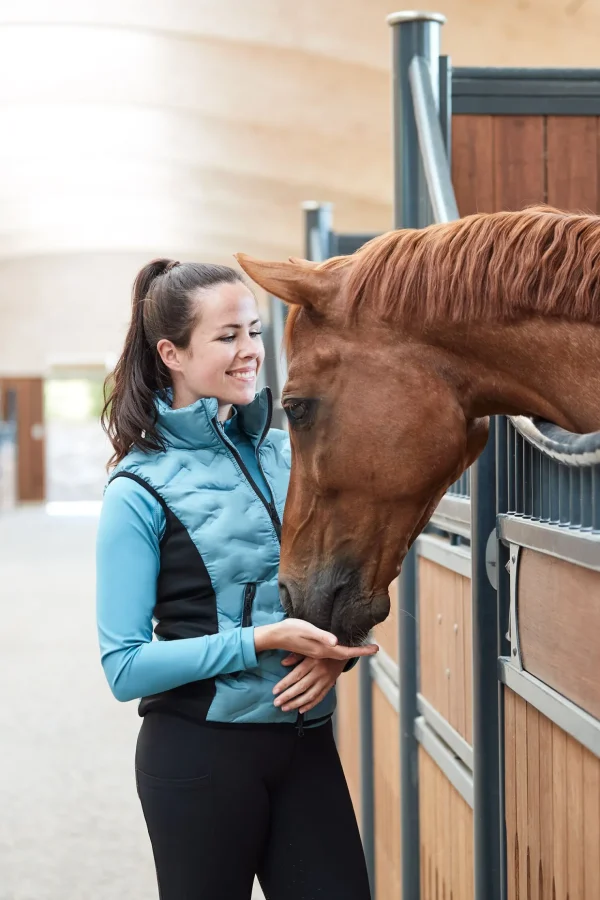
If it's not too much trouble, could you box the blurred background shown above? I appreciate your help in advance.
[0,2,598,898]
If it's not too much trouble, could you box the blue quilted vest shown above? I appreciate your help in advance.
[110,387,336,727]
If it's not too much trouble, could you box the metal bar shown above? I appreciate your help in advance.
[507,421,516,513]
[532,447,541,520]
[409,55,460,223]
[416,532,471,578]
[359,656,375,896]
[388,15,448,898]
[581,468,593,531]
[471,419,502,900]
[559,465,570,526]
[540,454,550,523]
[499,658,600,759]
[495,418,511,900]
[549,459,560,524]
[417,693,474,771]
[438,55,452,158]
[398,545,419,900]
[593,468,600,533]
[429,494,471,538]
[302,201,333,262]
[388,10,446,230]
[498,513,600,571]
[514,432,524,515]
[414,718,474,808]
[569,468,582,530]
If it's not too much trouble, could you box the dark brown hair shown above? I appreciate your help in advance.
[102,259,242,468]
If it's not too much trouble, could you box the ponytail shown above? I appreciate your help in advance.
[102,258,242,468]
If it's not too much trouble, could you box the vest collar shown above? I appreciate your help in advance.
[155,387,273,450]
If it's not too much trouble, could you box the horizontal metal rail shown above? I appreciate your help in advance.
[499,658,600,759]
[498,515,600,571]
[430,493,471,539]
[417,532,471,577]
[509,415,600,466]
[417,693,474,771]
[414,717,474,808]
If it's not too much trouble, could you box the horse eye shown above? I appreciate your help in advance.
[286,401,308,421]
[282,398,317,429]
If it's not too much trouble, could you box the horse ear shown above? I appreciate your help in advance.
[234,253,336,310]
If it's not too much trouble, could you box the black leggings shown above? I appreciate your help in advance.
[135,713,371,900]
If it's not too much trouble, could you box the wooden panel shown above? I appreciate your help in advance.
[374,576,398,663]
[418,746,474,900]
[418,556,472,744]
[546,117,599,212]
[335,660,361,824]
[0,377,45,503]
[504,689,600,900]
[452,115,495,216]
[373,682,401,900]
[519,549,600,719]
[493,116,545,210]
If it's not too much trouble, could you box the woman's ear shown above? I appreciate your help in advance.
[156,339,182,374]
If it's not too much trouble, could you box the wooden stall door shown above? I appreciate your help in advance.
[0,378,45,502]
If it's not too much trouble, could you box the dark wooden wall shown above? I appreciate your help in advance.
[0,377,45,503]
[452,116,600,215]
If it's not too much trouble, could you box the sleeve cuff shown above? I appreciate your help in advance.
[240,626,258,670]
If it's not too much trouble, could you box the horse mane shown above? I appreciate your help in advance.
[343,205,600,328]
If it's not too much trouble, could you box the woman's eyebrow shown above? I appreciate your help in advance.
[218,318,261,329]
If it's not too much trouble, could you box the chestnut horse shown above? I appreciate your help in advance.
[236,207,600,644]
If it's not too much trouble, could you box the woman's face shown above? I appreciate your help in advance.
[159,280,265,410]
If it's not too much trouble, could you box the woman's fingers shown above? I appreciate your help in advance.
[274,670,318,707]
[321,642,379,661]
[299,690,328,715]
[281,682,327,713]
[273,658,314,695]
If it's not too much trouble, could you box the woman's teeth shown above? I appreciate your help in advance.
[228,371,255,381]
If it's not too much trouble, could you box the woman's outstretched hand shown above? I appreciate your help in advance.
[253,619,379,662]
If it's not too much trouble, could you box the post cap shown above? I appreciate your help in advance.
[301,200,333,211]
[386,11,446,26]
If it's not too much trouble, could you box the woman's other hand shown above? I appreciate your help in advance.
[272,657,346,715]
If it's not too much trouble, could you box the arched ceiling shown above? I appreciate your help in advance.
[0,1,396,262]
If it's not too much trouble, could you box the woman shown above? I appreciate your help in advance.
[96,258,377,900]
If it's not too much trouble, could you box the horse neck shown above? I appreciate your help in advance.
[427,318,600,433]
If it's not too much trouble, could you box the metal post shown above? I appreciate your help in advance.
[388,12,446,900]
[397,546,418,900]
[359,657,376,896]
[471,418,502,900]
[388,10,446,229]
[302,201,334,261]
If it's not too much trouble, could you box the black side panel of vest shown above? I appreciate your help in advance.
[109,472,218,722]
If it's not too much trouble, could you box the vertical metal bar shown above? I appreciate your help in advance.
[532,449,541,521]
[388,13,447,900]
[471,418,502,900]
[514,433,523,515]
[581,468,593,531]
[559,466,570,526]
[302,201,333,262]
[549,459,560,525]
[569,468,581,530]
[359,656,375,896]
[388,10,446,230]
[592,468,600,533]
[438,55,452,159]
[523,441,532,517]
[398,546,418,900]
[495,418,510,900]
[507,422,515,513]
[540,455,550,523]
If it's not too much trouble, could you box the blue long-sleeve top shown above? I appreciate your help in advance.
[96,412,271,703]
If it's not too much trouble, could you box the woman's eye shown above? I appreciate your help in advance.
[250,331,263,338]
[219,335,235,343]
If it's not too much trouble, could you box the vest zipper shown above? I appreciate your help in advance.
[212,400,282,543]
[242,583,257,627]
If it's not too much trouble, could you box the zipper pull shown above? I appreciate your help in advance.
[296,712,305,738]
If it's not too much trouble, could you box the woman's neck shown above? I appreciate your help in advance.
[170,385,232,423]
